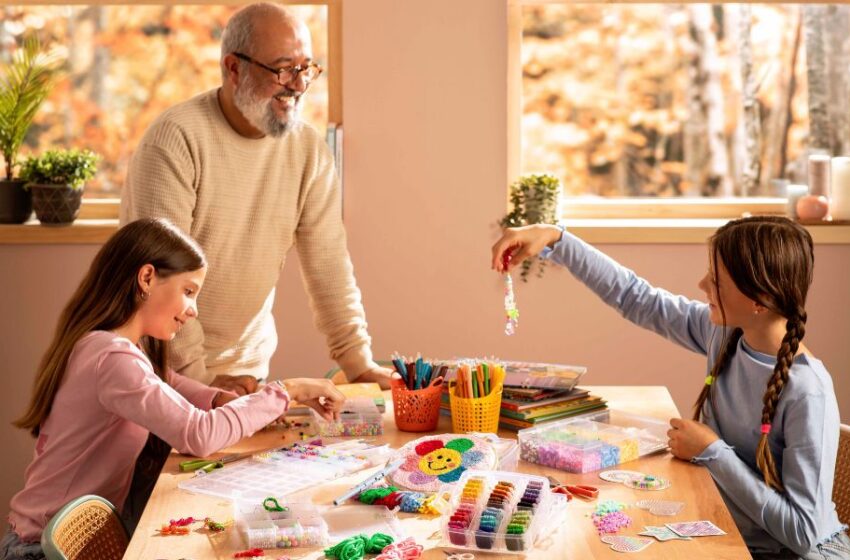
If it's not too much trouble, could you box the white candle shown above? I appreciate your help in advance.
[808,155,831,197]
[786,184,808,219]
[830,157,850,221]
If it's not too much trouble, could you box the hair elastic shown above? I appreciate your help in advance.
[704,375,714,386]
[760,423,772,435]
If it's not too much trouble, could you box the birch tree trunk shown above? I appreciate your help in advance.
[64,10,77,144]
[726,5,745,194]
[804,5,831,151]
[826,4,850,155]
[739,4,761,195]
[90,6,108,110]
[685,5,731,197]
[761,9,802,191]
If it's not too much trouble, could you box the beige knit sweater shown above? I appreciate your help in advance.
[120,89,376,384]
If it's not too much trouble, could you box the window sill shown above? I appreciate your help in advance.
[564,219,850,244]
[1,218,848,245]
[0,219,119,244]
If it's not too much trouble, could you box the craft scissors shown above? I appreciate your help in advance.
[547,476,598,501]
[179,452,248,474]
[443,551,475,560]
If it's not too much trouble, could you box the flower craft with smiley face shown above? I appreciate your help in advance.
[388,434,498,492]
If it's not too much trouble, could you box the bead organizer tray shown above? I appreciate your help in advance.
[440,470,564,554]
[235,501,329,550]
[518,409,669,474]
[312,397,384,437]
[178,442,382,501]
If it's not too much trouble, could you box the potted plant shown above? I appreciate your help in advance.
[499,173,561,281]
[0,36,60,223]
[20,149,99,226]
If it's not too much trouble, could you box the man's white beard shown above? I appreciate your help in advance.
[234,75,299,138]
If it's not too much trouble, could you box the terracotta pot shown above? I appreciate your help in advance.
[0,179,33,224]
[29,183,83,226]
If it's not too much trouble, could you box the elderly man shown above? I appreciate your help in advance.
[121,3,392,394]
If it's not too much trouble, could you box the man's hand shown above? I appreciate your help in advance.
[210,374,259,396]
[667,418,720,461]
[212,390,239,408]
[350,366,396,389]
[282,378,346,421]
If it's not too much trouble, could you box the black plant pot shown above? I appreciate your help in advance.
[29,183,83,226]
[0,179,33,224]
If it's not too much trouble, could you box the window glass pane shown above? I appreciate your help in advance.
[521,4,829,198]
[0,4,328,198]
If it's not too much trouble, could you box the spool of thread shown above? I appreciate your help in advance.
[785,184,809,219]
[830,156,850,221]
[808,154,831,197]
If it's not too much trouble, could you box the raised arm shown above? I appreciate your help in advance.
[493,225,713,355]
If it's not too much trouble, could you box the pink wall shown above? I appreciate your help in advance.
[0,0,847,524]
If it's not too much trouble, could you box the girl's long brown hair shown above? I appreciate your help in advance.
[693,216,813,492]
[14,218,206,437]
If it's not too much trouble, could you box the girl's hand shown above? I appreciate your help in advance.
[281,378,346,421]
[667,418,720,461]
[491,225,563,273]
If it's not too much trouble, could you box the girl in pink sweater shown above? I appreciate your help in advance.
[2,218,344,559]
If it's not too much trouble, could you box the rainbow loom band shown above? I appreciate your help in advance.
[760,423,772,434]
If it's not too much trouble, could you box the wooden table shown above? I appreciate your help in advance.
[125,386,751,559]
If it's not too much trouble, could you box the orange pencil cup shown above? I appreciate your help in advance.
[448,382,503,433]
[391,378,443,432]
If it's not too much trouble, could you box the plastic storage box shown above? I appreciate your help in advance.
[235,501,329,550]
[312,397,384,437]
[440,470,566,554]
[517,409,668,473]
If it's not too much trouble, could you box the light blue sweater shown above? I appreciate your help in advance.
[544,230,845,556]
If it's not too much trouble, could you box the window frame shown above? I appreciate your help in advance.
[508,0,805,220]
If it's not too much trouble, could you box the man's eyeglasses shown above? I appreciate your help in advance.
[233,52,323,85]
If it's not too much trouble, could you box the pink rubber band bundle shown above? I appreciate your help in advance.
[760,423,772,434]
[374,537,423,559]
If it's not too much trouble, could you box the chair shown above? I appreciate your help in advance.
[41,495,129,560]
[324,360,393,385]
[835,424,850,527]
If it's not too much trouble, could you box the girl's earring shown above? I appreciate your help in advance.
[140,290,150,301]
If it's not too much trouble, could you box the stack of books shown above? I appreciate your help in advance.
[436,360,606,430]
[498,386,606,431]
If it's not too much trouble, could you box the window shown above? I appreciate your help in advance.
[0,3,334,199]
[510,3,846,218]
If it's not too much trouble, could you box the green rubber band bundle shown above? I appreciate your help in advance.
[323,533,394,560]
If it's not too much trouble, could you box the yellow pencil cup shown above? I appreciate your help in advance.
[448,381,503,433]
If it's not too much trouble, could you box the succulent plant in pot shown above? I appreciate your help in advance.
[0,36,60,223]
[499,174,561,282]
[20,149,99,226]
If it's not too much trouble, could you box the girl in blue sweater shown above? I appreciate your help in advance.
[492,216,847,559]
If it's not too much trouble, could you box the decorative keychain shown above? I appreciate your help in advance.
[503,252,519,335]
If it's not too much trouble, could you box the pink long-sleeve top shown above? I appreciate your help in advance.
[8,331,290,541]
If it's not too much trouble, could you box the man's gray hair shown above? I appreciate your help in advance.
[220,3,296,80]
